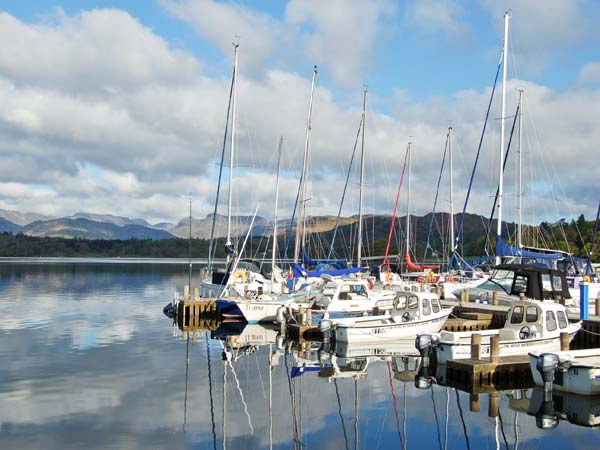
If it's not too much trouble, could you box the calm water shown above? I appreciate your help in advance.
[0,261,597,449]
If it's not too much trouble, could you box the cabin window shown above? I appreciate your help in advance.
[408,296,418,310]
[431,299,440,313]
[396,295,408,310]
[552,275,563,291]
[557,311,568,329]
[525,306,538,323]
[546,311,558,332]
[510,306,524,324]
[513,275,528,294]
[422,298,431,316]
[542,274,552,292]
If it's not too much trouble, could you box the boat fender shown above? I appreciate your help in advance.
[384,272,392,283]
[519,326,530,339]
[233,270,247,283]
[368,278,374,289]
[427,271,436,283]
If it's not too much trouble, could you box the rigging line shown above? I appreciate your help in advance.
[284,353,299,447]
[454,389,471,450]
[386,361,404,448]
[431,387,443,450]
[208,55,236,272]
[334,379,350,450]
[481,101,521,256]
[227,359,254,434]
[451,56,502,268]
[329,115,364,259]
[384,145,410,268]
[444,388,449,450]
[206,333,218,450]
[354,378,359,450]
[222,354,227,450]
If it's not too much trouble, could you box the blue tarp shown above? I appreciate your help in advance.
[302,250,347,269]
[291,365,324,378]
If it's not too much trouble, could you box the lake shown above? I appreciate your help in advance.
[0,260,597,449]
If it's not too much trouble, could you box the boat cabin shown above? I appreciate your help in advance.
[392,291,444,322]
[501,301,572,340]
[477,264,571,300]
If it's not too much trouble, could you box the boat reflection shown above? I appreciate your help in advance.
[528,387,600,429]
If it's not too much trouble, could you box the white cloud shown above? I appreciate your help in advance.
[577,62,600,86]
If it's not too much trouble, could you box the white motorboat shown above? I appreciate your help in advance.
[529,348,600,395]
[419,301,581,364]
[313,275,396,315]
[334,290,452,343]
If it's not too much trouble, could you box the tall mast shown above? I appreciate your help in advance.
[406,141,412,258]
[294,65,318,263]
[517,89,523,248]
[188,193,192,291]
[496,11,510,265]
[271,136,283,287]
[448,127,455,260]
[357,89,367,267]
[226,41,239,265]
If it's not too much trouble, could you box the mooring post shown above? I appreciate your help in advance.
[194,287,199,300]
[306,307,312,325]
[560,332,570,351]
[471,333,481,359]
[470,393,481,412]
[580,281,589,320]
[488,392,499,418]
[595,296,600,316]
[490,334,500,362]
[492,291,499,306]
[372,306,380,316]
[184,285,190,300]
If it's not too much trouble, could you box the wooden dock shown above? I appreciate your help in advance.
[445,355,533,392]
[177,299,219,329]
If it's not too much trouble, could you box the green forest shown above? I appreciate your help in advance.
[0,213,597,261]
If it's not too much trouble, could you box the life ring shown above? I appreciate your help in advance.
[519,326,530,340]
[233,270,247,283]
[384,272,392,283]
[583,275,590,283]
[427,271,436,283]
[368,278,374,289]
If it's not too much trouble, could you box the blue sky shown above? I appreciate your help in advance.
[0,0,598,225]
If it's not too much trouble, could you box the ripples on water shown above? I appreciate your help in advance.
[0,261,597,449]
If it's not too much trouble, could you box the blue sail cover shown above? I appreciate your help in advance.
[302,250,348,269]
[496,236,564,260]
[292,263,364,279]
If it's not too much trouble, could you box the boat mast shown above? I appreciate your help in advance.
[406,141,412,262]
[448,127,454,263]
[226,41,239,266]
[517,89,524,249]
[272,136,283,287]
[496,11,510,265]
[357,88,367,267]
[188,193,192,291]
[294,65,318,263]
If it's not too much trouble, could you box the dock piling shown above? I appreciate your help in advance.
[560,332,570,351]
[490,335,500,363]
[471,333,481,359]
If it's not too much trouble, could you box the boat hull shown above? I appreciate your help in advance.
[529,350,600,395]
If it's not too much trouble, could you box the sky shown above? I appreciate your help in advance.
[0,0,599,226]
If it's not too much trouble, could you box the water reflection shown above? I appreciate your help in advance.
[1,262,598,449]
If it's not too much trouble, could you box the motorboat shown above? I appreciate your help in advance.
[529,348,600,395]
[418,300,581,364]
[333,290,452,343]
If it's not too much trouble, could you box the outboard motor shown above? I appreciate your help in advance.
[415,334,438,368]
[535,399,559,429]
[319,319,333,344]
[276,306,286,325]
[536,353,560,401]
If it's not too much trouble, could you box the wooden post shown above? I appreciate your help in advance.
[471,333,481,359]
[194,287,199,299]
[372,306,380,316]
[470,393,480,412]
[184,285,190,300]
[560,332,570,351]
[306,307,312,325]
[595,297,600,316]
[488,392,499,418]
[490,334,500,362]
[492,291,499,306]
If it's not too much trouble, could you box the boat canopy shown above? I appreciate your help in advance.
[489,264,571,300]
[301,250,348,269]
[496,236,565,261]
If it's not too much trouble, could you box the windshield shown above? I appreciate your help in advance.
[486,269,516,294]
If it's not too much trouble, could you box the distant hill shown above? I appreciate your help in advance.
[22,218,174,240]
[169,213,271,239]
[0,217,21,233]
[0,208,53,226]
[151,222,176,230]
[69,212,152,227]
